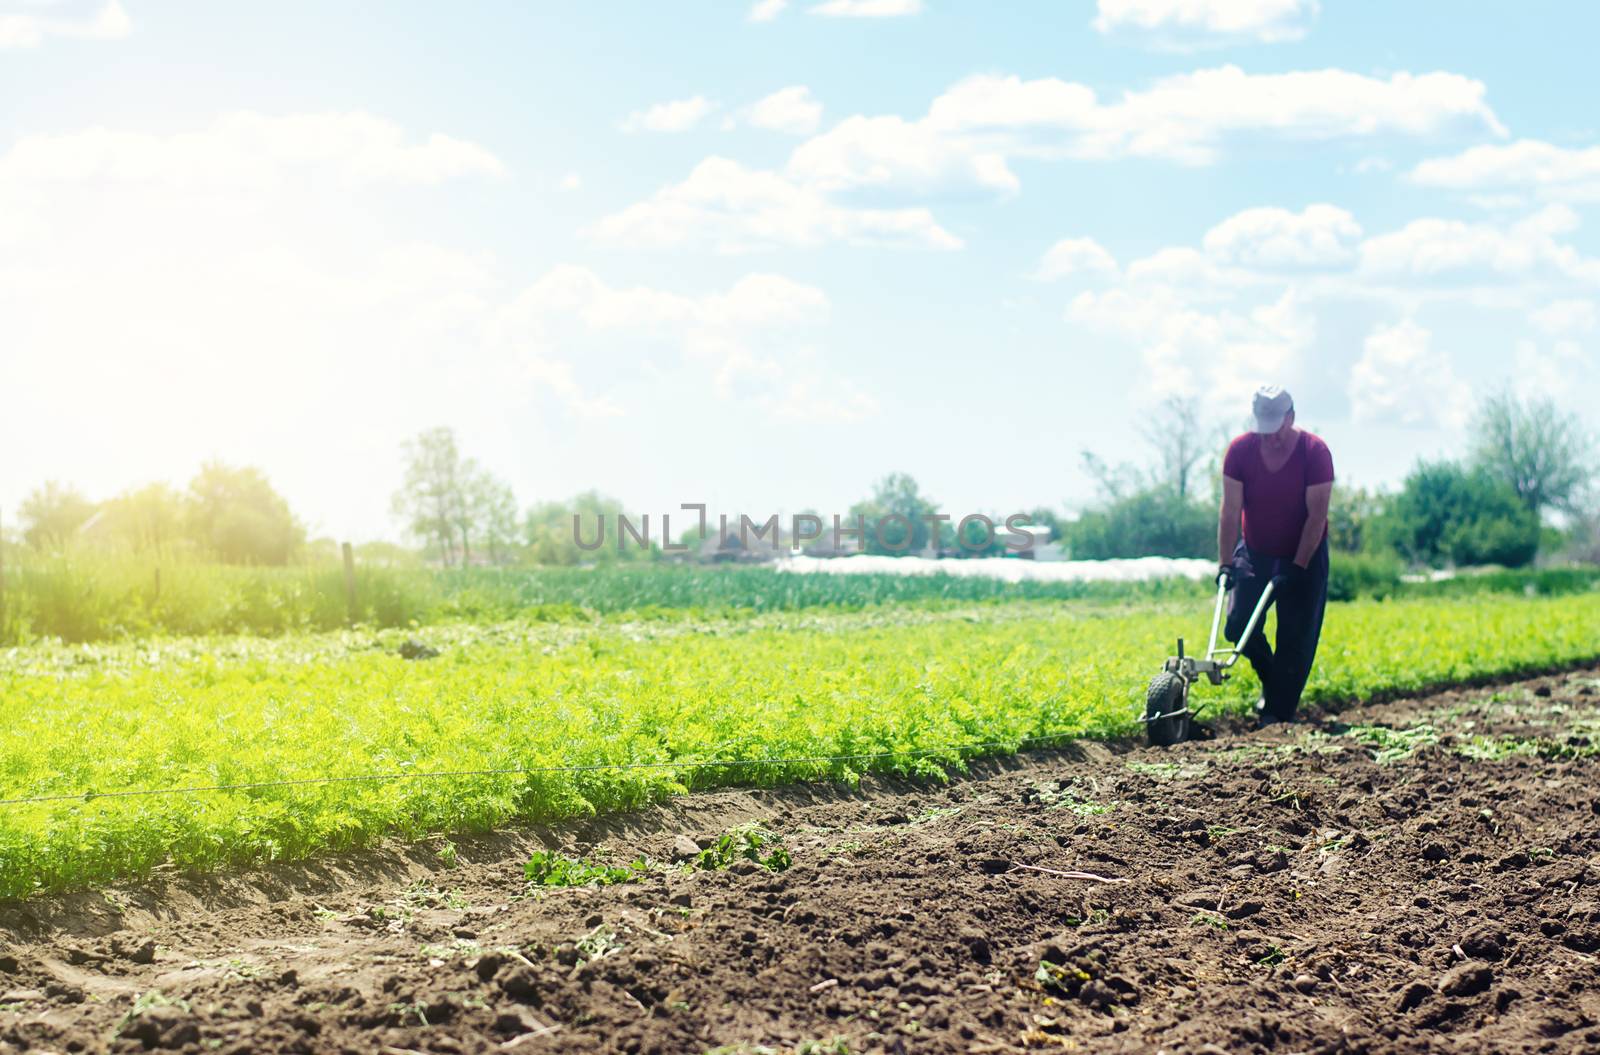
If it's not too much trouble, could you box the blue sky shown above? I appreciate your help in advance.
[4,1,1599,541]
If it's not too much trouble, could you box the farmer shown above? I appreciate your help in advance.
[1217,385,1334,727]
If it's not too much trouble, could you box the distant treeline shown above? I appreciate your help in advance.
[6,393,1595,588]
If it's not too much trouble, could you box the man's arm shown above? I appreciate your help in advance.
[1293,482,1333,569]
[1218,476,1244,571]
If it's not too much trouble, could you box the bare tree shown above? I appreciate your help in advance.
[1141,394,1212,500]
[1471,393,1595,515]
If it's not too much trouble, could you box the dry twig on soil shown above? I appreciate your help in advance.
[1006,864,1128,884]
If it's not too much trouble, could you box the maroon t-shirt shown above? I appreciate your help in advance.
[1222,430,1335,558]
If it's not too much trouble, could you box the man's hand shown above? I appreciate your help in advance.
[1279,560,1311,588]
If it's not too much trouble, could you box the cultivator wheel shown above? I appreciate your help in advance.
[1144,671,1190,747]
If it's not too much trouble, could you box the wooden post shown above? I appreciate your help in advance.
[342,542,357,624]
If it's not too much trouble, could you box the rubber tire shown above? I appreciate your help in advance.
[1145,671,1190,747]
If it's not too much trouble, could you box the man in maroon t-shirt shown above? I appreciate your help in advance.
[1218,386,1335,726]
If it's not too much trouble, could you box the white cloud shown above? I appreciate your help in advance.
[1123,245,1254,292]
[938,68,1504,164]
[1054,209,1311,400]
[765,374,880,422]
[787,66,1503,197]
[809,0,922,16]
[620,96,717,134]
[1348,319,1471,428]
[1513,339,1595,403]
[605,65,1502,259]
[1068,286,1313,402]
[1093,0,1318,49]
[1049,201,1600,429]
[587,156,962,252]
[557,171,582,192]
[1531,298,1597,336]
[1036,237,1119,281]
[0,113,874,540]
[747,0,787,21]
[1410,139,1600,202]
[1202,204,1361,269]
[788,113,1018,194]
[0,111,506,198]
[492,266,865,423]
[1358,205,1598,282]
[740,86,824,136]
[0,0,128,49]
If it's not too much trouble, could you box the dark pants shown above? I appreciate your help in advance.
[1226,537,1329,723]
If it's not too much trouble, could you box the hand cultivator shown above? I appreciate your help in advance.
[1140,566,1282,746]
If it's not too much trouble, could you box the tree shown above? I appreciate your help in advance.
[1068,399,1221,560]
[16,482,96,550]
[849,473,941,555]
[187,463,305,564]
[525,491,650,565]
[393,427,474,567]
[92,483,188,553]
[469,471,521,566]
[1022,506,1062,541]
[1141,394,1211,501]
[1327,484,1385,555]
[1377,461,1540,568]
[1471,393,1595,516]
[1067,489,1214,559]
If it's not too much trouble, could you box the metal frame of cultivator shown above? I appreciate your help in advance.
[1140,568,1282,746]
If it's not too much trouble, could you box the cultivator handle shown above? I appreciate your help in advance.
[1204,572,1282,669]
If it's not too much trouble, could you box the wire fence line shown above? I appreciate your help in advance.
[0,731,1091,809]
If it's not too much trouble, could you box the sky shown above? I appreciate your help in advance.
[3,0,1599,542]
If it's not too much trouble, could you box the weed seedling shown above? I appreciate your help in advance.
[115,992,189,1037]
[1126,760,1209,781]
[524,850,648,888]
[576,924,623,961]
[692,825,792,872]
[1342,723,1439,764]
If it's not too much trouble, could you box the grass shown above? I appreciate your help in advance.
[3,546,1595,645]
[0,591,1597,897]
[0,549,1211,644]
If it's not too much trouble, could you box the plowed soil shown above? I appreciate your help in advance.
[4,666,1600,1055]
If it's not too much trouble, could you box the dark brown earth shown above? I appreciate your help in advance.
[4,667,1600,1055]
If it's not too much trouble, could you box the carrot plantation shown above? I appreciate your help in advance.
[2,587,1597,898]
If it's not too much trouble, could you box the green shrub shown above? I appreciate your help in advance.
[1377,461,1540,568]
[1068,487,1212,559]
[1327,552,1403,601]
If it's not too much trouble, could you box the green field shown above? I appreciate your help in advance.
[2,585,1598,898]
[7,549,1599,644]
